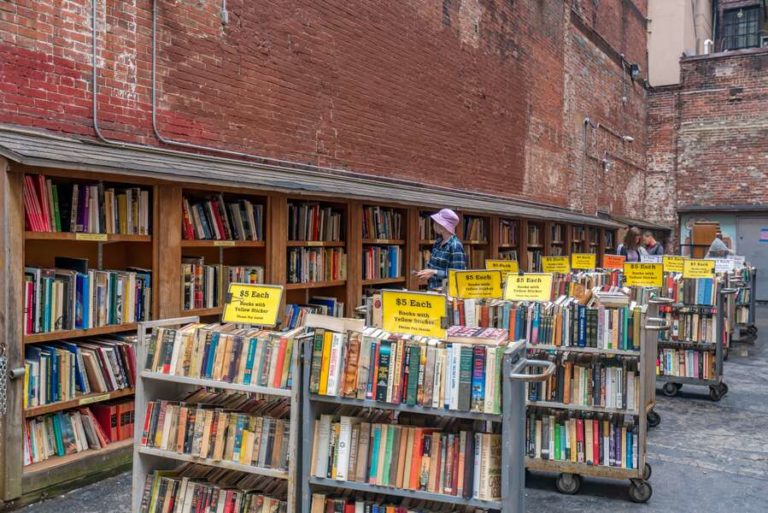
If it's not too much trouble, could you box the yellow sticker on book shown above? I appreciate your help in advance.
[571,253,597,270]
[663,256,685,273]
[381,290,447,338]
[624,263,663,287]
[541,256,570,274]
[449,270,503,299]
[75,233,108,242]
[222,284,283,326]
[214,240,236,247]
[485,259,519,276]
[504,273,553,302]
[683,259,716,278]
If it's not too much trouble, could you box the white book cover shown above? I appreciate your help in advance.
[472,432,481,499]
[314,415,333,478]
[335,416,355,481]
[326,332,345,396]
[464,299,477,327]
[483,346,496,414]
[168,329,185,376]
[432,348,444,409]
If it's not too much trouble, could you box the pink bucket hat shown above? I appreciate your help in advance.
[430,208,459,235]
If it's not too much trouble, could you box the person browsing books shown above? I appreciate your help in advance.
[643,231,664,256]
[616,226,648,263]
[416,208,467,290]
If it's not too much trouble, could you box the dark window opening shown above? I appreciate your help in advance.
[721,6,762,50]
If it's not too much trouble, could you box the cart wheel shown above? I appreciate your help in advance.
[628,479,653,503]
[722,383,729,395]
[675,383,683,390]
[643,463,652,480]
[747,325,758,336]
[555,473,581,495]
[723,350,729,361]
[709,384,724,402]
[662,383,678,397]
[647,410,661,428]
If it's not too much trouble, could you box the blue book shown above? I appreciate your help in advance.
[369,425,382,482]
[204,332,220,379]
[502,303,510,331]
[60,342,87,394]
[243,337,258,385]
[43,277,53,332]
[40,346,59,402]
[627,430,633,468]
[577,305,587,347]
[471,346,486,411]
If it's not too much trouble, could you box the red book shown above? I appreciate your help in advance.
[181,199,195,240]
[408,428,424,490]
[272,337,288,388]
[24,175,43,231]
[344,504,355,513]
[592,419,600,465]
[35,175,51,232]
[140,402,154,446]
[576,419,585,463]
[92,403,120,443]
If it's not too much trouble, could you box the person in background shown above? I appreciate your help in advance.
[643,231,664,255]
[616,226,648,262]
[416,208,466,290]
[705,237,733,258]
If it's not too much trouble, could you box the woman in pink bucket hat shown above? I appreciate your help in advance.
[416,208,467,290]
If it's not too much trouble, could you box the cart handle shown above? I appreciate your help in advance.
[509,359,557,382]
[648,297,674,304]
[644,317,672,331]
[720,288,738,295]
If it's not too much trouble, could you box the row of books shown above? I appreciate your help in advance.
[550,246,564,256]
[283,298,345,329]
[181,260,264,310]
[657,348,716,379]
[141,400,289,471]
[527,224,542,245]
[24,174,151,234]
[659,305,718,344]
[551,224,564,243]
[418,214,436,241]
[24,337,135,408]
[461,216,487,242]
[308,328,505,414]
[418,249,431,271]
[464,246,486,269]
[551,271,621,302]
[499,219,517,246]
[362,246,402,280]
[311,416,501,501]
[144,324,299,388]
[287,247,347,284]
[571,226,585,243]
[605,231,615,248]
[24,264,152,335]
[498,249,517,261]
[526,411,639,469]
[311,494,480,513]
[288,202,343,242]
[140,464,287,513]
[526,354,640,412]
[182,195,264,241]
[23,399,134,466]
[527,249,542,272]
[363,207,402,240]
[664,275,717,306]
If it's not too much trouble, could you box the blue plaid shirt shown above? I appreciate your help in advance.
[427,235,467,290]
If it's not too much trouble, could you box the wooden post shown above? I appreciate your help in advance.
[489,216,500,260]
[406,206,420,290]
[156,185,182,318]
[346,201,363,317]
[519,219,529,271]
[543,221,553,257]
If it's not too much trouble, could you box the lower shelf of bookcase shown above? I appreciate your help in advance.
[309,476,502,509]
[524,457,641,480]
[656,376,721,386]
[23,439,133,494]
[310,394,502,422]
[526,401,639,416]
[658,340,717,350]
[25,387,135,418]
[140,370,292,397]
[137,447,289,479]
[527,344,639,357]
[23,323,139,344]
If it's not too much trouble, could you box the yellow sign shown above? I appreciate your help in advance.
[75,233,108,242]
[485,259,519,277]
[624,263,663,287]
[79,393,111,406]
[449,270,503,299]
[214,240,236,247]
[382,290,447,338]
[504,273,554,302]
[222,283,283,326]
[542,256,570,274]
[603,254,626,270]
[663,256,685,273]
[571,253,597,270]
[683,259,716,279]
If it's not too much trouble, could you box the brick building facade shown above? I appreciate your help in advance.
[0,0,648,219]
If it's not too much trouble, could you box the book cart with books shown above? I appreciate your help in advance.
[655,278,738,402]
[728,266,758,344]
[523,290,660,502]
[299,313,555,513]
[131,315,304,513]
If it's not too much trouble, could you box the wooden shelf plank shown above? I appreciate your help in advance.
[284,280,346,290]
[527,344,639,357]
[182,306,224,317]
[362,239,405,245]
[462,240,489,246]
[419,239,436,245]
[137,447,288,479]
[180,239,266,248]
[527,400,638,416]
[361,277,406,286]
[140,371,292,396]
[525,457,641,479]
[24,232,152,243]
[24,323,138,344]
[286,240,345,247]
[310,394,501,422]
[25,388,135,418]
[23,439,133,476]
[498,243,518,249]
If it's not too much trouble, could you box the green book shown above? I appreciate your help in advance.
[406,344,420,406]
[309,329,325,393]
[51,183,61,232]
[381,423,396,486]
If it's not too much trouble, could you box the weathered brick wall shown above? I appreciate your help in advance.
[0,0,648,214]
[647,50,768,230]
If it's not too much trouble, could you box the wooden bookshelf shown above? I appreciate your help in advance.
[361,276,406,286]
[522,219,545,272]
[23,323,139,344]
[24,232,152,243]
[284,279,347,290]
[24,388,135,418]
[23,439,133,480]
[180,239,265,248]
[182,306,224,317]
[286,240,345,247]
[569,224,586,254]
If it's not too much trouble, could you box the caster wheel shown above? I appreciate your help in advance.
[709,385,724,402]
[722,383,729,395]
[643,463,652,480]
[662,383,678,397]
[747,326,758,336]
[628,479,653,503]
[555,473,582,495]
[647,410,661,428]
[675,383,683,390]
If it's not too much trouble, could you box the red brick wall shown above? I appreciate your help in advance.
[646,49,768,236]
[0,0,648,214]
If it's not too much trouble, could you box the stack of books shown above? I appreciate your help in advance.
[181,259,264,310]
[657,348,715,379]
[287,247,347,284]
[418,213,436,241]
[500,219,517,246]
[362,246,402,280]
[362,206,402,240]
[283,297,345,328]
[465,246,487,269]
[462,216,487,242]
[288,203,343,241]
[663,274,716,306]
[182,194,264,241]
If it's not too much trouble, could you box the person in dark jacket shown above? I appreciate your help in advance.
[416,208,467,290]
[643,231,664,256]
[616,226,648,263]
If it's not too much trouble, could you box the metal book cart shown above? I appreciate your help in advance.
[299,314,555,513]
[131,317,302,513]
[656,288,737,402]
[729,267,758,344]
[523,303,660,503]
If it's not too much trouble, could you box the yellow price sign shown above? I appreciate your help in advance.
[542,256,570,274]
[663,256,685,273]
[381,290,447,338]
[75,233,108,242]
[449,270,503,299]
[603,254,626,270]
[683,259,715,278]
[504,273,553,302]
[485,259,519,277]
[571,253,597,270]
[624,263,663,287]
[222,283,283,326]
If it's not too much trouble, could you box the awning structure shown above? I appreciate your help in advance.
[0,125,624,229]
[605,214,673,232]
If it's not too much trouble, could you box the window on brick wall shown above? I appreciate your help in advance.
[721,6,762,50]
